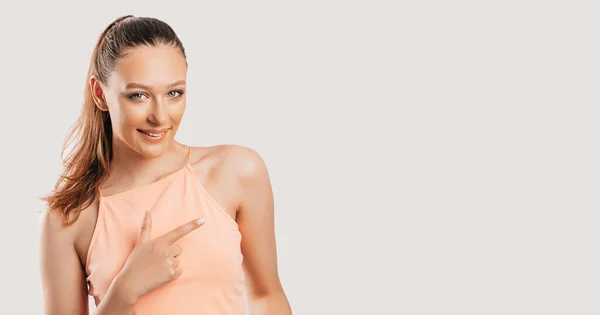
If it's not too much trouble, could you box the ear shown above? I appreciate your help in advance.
[90,75,109,111]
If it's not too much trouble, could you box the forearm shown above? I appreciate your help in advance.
[248,291,292,315]
[94,276,137,315]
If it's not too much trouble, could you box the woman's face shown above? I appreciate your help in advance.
[95,44,187,158]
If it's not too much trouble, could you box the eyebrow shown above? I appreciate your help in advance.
[125,80,186,90]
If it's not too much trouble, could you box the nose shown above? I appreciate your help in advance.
[148,98,168,125]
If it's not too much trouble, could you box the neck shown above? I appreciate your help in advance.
[104,137,187,189]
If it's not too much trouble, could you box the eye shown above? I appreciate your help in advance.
[128,92,147,101]
[168,90,184,98]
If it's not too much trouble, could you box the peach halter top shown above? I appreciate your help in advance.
[85,147,246,314]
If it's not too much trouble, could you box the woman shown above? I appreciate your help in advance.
[40,15,291,315]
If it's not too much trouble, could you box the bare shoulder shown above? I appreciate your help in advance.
[189,144,268,180]
[188,144,232,173]
[39,207,76,245]
[224,145,270,186]
[188,144,270,214]
[40,199,100,267]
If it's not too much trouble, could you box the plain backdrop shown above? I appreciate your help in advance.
[0,0,598,314]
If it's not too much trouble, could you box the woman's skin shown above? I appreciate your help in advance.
[40,44,292,314]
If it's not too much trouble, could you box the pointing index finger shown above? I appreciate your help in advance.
[158,218,206,244]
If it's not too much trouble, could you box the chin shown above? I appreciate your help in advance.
[139,145,170,158]
[133,133,173,158]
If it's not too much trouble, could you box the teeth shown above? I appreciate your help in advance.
[142,131,165,138]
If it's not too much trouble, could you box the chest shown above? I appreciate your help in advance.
[84,173,244,301]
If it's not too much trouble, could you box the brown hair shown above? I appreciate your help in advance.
[42,15,187,225]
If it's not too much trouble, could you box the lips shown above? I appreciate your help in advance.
[138,128,170,138]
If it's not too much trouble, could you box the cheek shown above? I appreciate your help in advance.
[111,103,147,132]
[121,106,148,124]
[169,102,186,124]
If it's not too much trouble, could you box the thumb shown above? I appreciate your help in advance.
[139,210,152,243]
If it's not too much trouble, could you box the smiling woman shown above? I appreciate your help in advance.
[93,44,188,159]
[39,15,291,315]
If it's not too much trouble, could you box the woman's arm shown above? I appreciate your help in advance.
[40,210,90,315]
[40,210,136,315]
[227,146,292,315]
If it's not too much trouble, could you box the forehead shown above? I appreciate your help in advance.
[110,45,187,88]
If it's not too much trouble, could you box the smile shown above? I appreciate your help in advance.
[141,130,164,138]
[137,128,169,140]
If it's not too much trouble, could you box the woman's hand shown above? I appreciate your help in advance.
[115,210,206,304]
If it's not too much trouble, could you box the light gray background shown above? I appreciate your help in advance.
[0,0,598,314]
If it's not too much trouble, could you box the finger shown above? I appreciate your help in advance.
[139,210,152,242]
[165,257,180,268]
[158,218,206,245]
[169,245,182,257]
[165,257,176,267]
[169,266,183,280]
